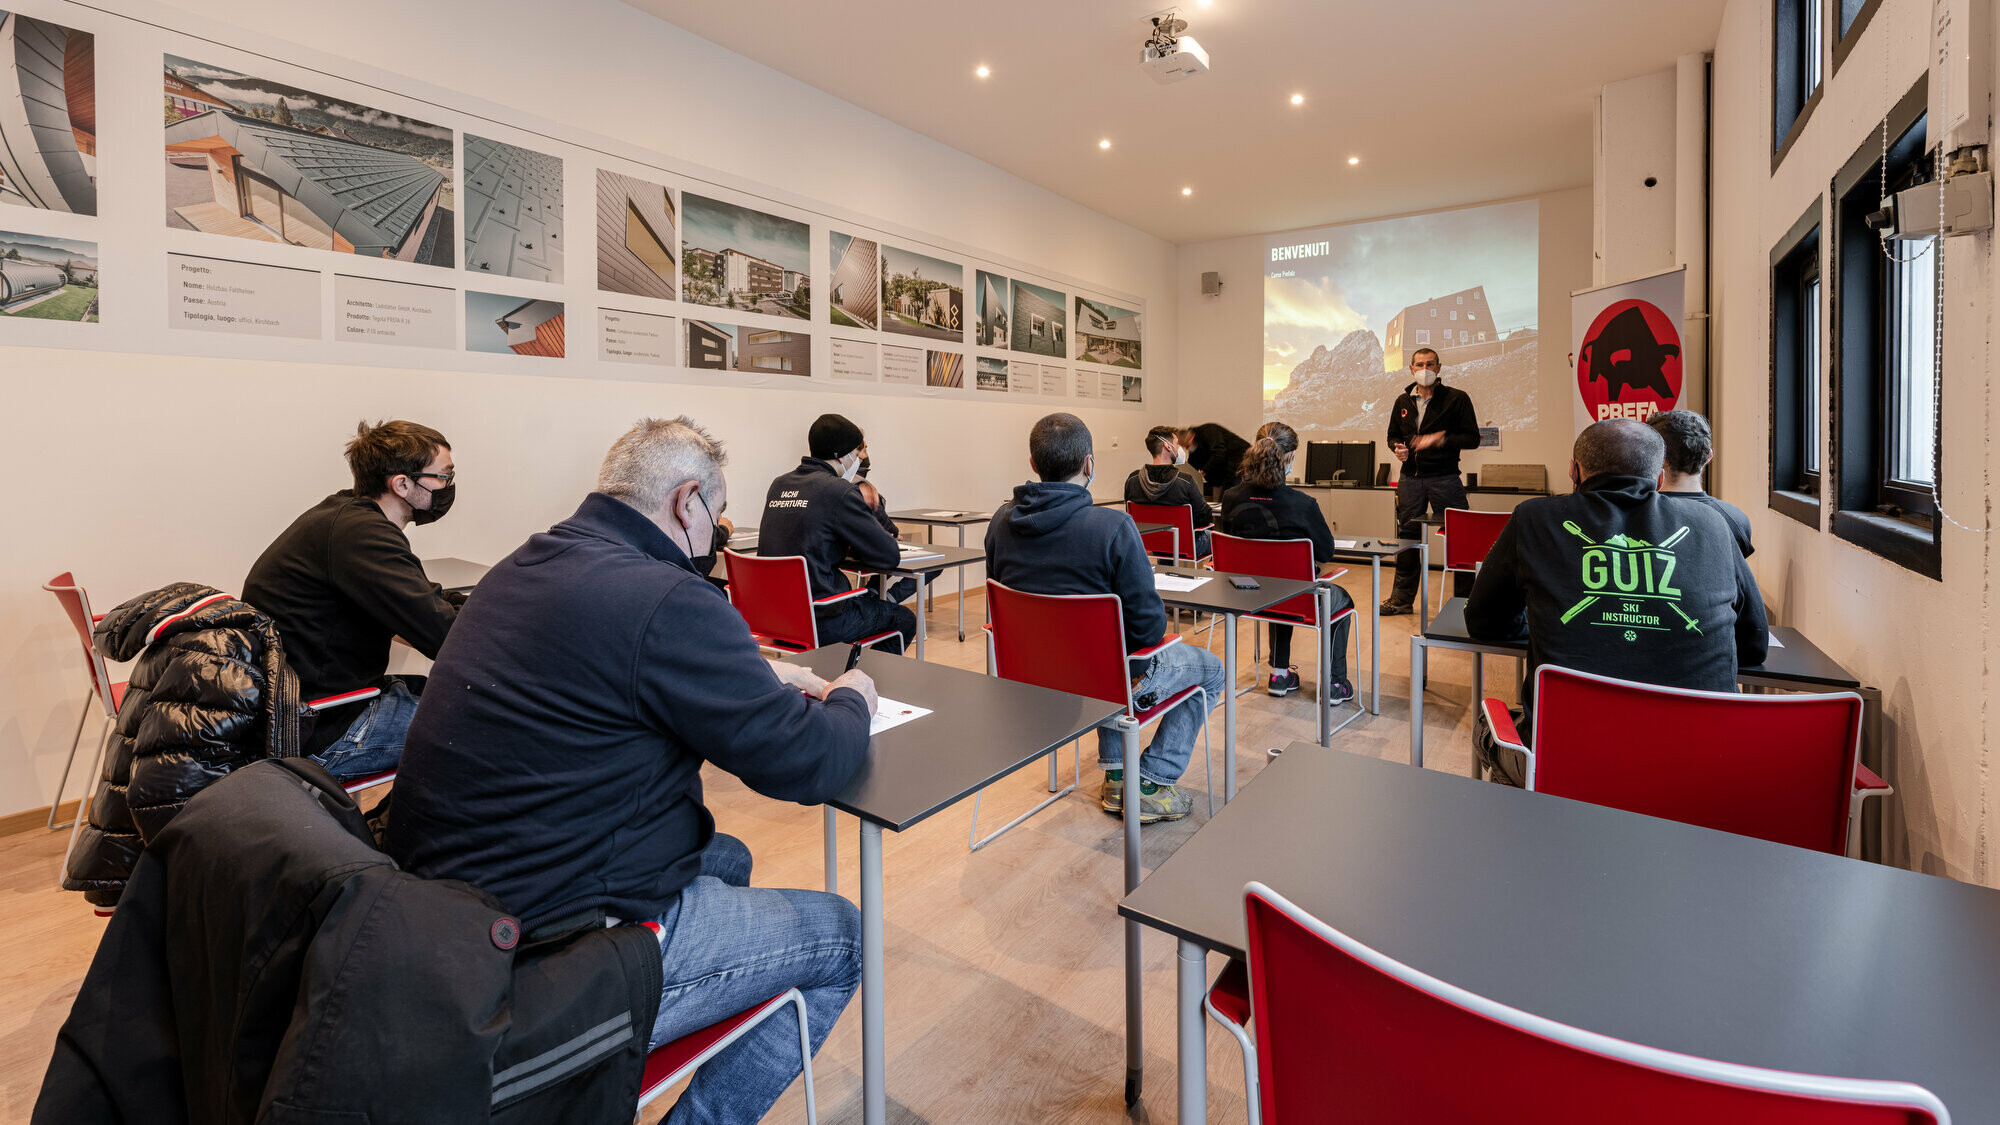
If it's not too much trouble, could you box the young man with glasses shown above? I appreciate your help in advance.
[1383,347,1481,614]
[244,419,462,778]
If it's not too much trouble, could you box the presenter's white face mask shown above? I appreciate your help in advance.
[1413,367,1441,387]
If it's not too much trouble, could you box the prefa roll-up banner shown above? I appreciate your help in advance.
[1570,267,1686,430]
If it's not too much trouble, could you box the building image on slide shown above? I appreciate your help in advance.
[0,11,98,214]
[1383,285,1499,372]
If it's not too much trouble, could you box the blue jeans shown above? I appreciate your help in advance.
[647,833,861,1124]
[1095,640,1227,786]
[311,677,419,780]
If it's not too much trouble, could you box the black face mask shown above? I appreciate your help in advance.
[689,491,721,577]
[857,455,871,479]
[410,482,455,526]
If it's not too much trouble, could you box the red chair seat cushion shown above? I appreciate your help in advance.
[109,681,129,712]
[639,994,788,1099]
[1855,763,1890,793]
[1208,958,1251,1028]
[1131,684,1201,726]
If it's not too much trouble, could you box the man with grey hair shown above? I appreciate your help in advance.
[387,416,874,1122]
[1463,418,1768,785]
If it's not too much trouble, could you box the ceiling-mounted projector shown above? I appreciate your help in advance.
[1141,10,1208,84]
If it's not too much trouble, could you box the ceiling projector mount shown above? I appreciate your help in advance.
[1142,7,1209,84]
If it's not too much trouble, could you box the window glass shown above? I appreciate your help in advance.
[1889,242,1938,485]
[1803,272,1821,473]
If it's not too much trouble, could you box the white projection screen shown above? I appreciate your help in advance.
[1264,199,1539,437]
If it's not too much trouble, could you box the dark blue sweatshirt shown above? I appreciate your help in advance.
[384,492,871,930]
[761,457,903,605]
[985,481,1167,674]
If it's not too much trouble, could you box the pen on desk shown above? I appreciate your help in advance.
[844,644,864,673]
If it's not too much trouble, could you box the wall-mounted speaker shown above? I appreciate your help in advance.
[1201,271,1222,296]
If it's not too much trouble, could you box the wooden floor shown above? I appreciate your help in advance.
[0,570,1496,1123]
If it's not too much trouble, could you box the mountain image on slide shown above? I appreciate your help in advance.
[1265,327,1539,435]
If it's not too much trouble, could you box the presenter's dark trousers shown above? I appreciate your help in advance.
[1391,472,1473,605]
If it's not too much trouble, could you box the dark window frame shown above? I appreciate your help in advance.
[1828,73,1942,579]
[1768,197,1823,528]
[1831,0,1885,76]
[1772,0,1826,170]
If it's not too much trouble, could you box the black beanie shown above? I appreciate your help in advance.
[809,414,865,460]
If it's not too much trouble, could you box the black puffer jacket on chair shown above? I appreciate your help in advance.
[62,583,299,907]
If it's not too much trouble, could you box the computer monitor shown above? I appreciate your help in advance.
[1305,442,1340,485]
[1305,440,1376,486]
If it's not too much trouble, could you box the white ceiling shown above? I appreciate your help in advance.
[622,0,1725,245]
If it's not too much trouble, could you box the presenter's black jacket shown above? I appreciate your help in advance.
[1124,465,1214,528]
[244,490,457,752]
[384,492,871,932]
[1386,382,1481,477]
[760,457,904,605]
[1663,490,1756,558]
[986,481,1166,676]
[1185,423,1251,492]
[1220,480,1338,564]
[39,758,661,1125]
[1464,473,1768,715]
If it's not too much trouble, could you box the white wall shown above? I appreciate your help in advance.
[1174,186,1594,488]
[0,0,1180,818]
[1595,68,1681,288]
[1710,0,1995,880]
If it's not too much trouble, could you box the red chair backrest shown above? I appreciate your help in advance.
[1210,532,1317,622]
[1531,665,1863,855]
[1442,507,1510,572]
[1243,881,1948,1124]
[724,550,819,651]
[1126,501,1197,561]
[43,571,117,716]
[986,580,1133,708]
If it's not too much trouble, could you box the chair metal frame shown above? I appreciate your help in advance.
[633,923,817,1121]
[1209,533,1365,739]
[41,573,123,831]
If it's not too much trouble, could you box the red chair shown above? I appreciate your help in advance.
[1127,501,1211,567]
[1439,507,1511,576]
[723,549,904,656]
[633,923,817,1121]
[1209,533,1362,735]
[42,573,126,832]
[1481,665,1888,857]
[1235,879,1949,1123]
[972,579,1215,849]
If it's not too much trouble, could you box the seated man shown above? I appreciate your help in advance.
[1649,409,1755,557]
[1125,425,1214,560]
[385,416,874,1123]
[986,413,1227,823]
[1464,418,1769,786]
[760,414,917,651]
[243,419,461,779]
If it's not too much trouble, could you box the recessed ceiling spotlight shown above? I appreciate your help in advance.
[1099,138,1112,150]
[1181,186,1193,196]
[1290,93,1304,106]
[975,64,991,79]
[1196,0,1213,7]
[1348,156,1360,165]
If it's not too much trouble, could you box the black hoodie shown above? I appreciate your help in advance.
[1385,382,1480,477]
[986,481,1166,675]
[1124,464,1213,527]
[1464,474,1768,712]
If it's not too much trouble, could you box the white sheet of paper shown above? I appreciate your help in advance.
[921,510,966,519]
[1766,635,1784,648]
[870,696,932,735]
[1154,574,1212,592]
[898,545,944,559]
[1335,539,1359,549]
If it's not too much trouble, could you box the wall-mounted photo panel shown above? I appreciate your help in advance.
[1037,363,1065,397]
[681,192,808,319]
[467,290,564,357]
[881,343,922,385]
[0,229,97,320]
[1073,367,1095,398]
[599,307,677,366]
[1075,296,1142,368]
[1006,361,1032,395]
[1122,375,1144,403]
[163,55,454,266]
[830,336,877,381]
[0,11,97,214]
[880,243,962,341]
[828,231,878,329]
[974,270,1008,348]
[596,169,675,300]
[463,136,562,283]
[924,349,962,388]
[975,355,1007,392]
[1011,279,1065,356]
[686,317,810,377]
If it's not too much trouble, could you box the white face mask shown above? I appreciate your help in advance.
[1413,367,1440,387]
[1174,445,1188,466]
[838,452,862,481]
[1083,454,1096,489]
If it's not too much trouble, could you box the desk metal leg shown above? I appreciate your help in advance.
[1469,654,1484,778]
[1317,587,1332,747]
[956,524,967,641]
[1411,638,1427,768]
[859,820,886,1125]
[1369,557,1382,715]
[1861,684,1887,863]
[1223,613,1238,802]
[1178,940,1208,1125]
[1418,537,1431,631]
[1121,717,1144,1107]
[823,807,838,895]
[912,571,927,661]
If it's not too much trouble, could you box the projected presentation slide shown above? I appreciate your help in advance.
[1263,199,1539,435]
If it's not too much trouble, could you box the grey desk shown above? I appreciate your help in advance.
[1120,746,2000,1123]
[888,508,992,642]
[424,557,490,594]
[792,645,1121,1125]
[739,541,985,661]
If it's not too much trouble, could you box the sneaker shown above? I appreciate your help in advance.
[1326,678,1356,706]
[1100,771,1124,814]
[1267,668,1301,697]
[1132,781,1193,823]
[1379,599,1414,616]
